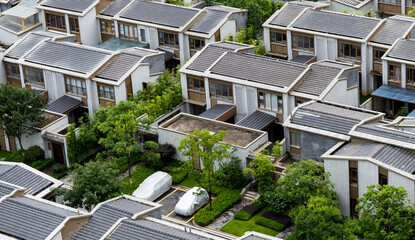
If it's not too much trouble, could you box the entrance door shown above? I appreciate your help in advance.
[52,143,65,164]
[193,154,201,170]
[8,136,16,152]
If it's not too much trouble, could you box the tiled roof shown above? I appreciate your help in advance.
[96,51,143,81]
[354,122,415,145]
[0,182,17,198]
[100,0,133,17]
[46,95,82,114]
[289,55,315,64]
[70,198,153,240]
[6,33,51,59]
[291,102,377,135]
[107,219,210,240]
[156,47,174,60]
[294,63,343,96]
[189,8,229,34]
[0,164,52,195]
[210,52,307,88]
[0,20,23,33]
[24,41,113,74]
[0,196,76,240]
[292,9,381,39]
[386,38,415,62]
[40,0,96,13]
[236,110,276,130]
[333,0,365,7]
[371,17,414,45]
[270,4,309,27]
[119,1,200,28]
[187,45,232,72]
[199,104,235,119]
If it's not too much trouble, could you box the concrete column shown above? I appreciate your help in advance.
[204,77,210,109]
[287,30,292,60]
[65,14,70,34]
[402,63,406,89]
[114,20,119,38]
[382,60,388,85]
[19,64,25,88]
[361,43,368,95]
[264,27,270,53]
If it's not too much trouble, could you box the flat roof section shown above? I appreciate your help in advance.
[372,84,415,104]
[160,113,265,148]
[97,37,149,51]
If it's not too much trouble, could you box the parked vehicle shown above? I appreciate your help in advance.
[175,187,209,216]
[132,171,172,201]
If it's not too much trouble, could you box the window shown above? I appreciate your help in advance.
[388,64,401,82]
[189,38,205,51]
[5,63,20,79]
[23,67,44,87]
[379,167,388,186]
[292,34,314,52]
[45,12,66,31]
[407,66,415,86]
[406,0,415,6]
[187,77,205,93]
[380,0,401,4]
[349,165,358,185]
[209,80,233,101]
[270,31,286,45]
[101,20,115,34]
[68,16,79,33]
[65,76,86,96]
[140,28,146,42]
[373,49,385,63]
[98,84,115,100]
[350,198,359,218]
[118,22,138,41]
[159,31,179,49]
[338,42,361,61]
[295,98,306,107]
[258,90,283,113]
[290,131,300,147]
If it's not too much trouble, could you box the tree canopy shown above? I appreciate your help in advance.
[244,154,275,193]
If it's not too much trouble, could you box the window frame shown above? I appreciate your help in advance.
[289,130,300,147]
[23,67,44,88]
[45,12,66,31]
[189,37,205,51]
[338,41,361,61]
[292,34,314,52]
[373,48,385,63]
[270,30,287,45]
[68,15,79,33]
[97,84,115,101]
[388,63,401,83]
[209,80,233,102]
[65,76,87,97]
[118,22,139,41]
[100,19,115,35]
[406,66,415,86]
[257,90,283,113]
[187,76,205,93]
[158,30,179,49]
[380,0,401,5]
[5,63,20,79]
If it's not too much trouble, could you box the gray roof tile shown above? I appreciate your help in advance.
[270,4,309,27]
[108,219,210,240]
[0,164,52,195]
[0,19,23,33]
[100,0,133,17]
[332,0,365,6]
[46,95,82,114]
[386,38,415,62]
[0,182,17,198]
[189,8,229,34]
[236,110,276,130]
[0,196,76,240]
[354,122,415,145]
[96,52,143,81]
[119,1,200,28]
[199,104,234,119]
[187,45,232,72]
[40,0,96,13]
[290,54,315,64]
[292,9,381,39]
[6,33,51,59]
[371,18,414,45]
[210,52,307,88]
[24,41,113,74]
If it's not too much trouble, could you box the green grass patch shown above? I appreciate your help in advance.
[0,150,11,159]
[234,210,252,221]
[31,158,54,171]
[117,165,156,195]
[220,207,279,237]
[179,176,199,188]
[285,233,297,240]
[360,94,371,105]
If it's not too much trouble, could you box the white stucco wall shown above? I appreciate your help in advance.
[115,82,127,104]
[79,8,100,46]
[86,79,98,113]
[358,161,378,198]
[220,19,236,41]
[322,79,359,107]
[148,27,159,49]
[131,65,152,93]
[0,50,6,84]
[44,70,66,100]
[325,159,350,216]
[388,171,415,204]
[263,27,271,53]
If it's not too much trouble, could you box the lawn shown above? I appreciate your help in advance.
[0,150,11,159]
[179,176,199,188]
[220,207,279,237]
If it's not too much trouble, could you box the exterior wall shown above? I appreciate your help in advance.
[314,36,337,61]
[322,79,360,107]
[230,11,247,31]
[389,171,415,204]
[325,159,350,216]
[44,70,66,100]
[86,79,98,113]
[179,32,189,63]
[220,19,236,40]
[299,131,339,161]
[79,8,100,46]
[0,50,5,84]
[264,27,271,53]
[0,24,43,44]
[358,161,378,198]
[131,65,152,93]
[115,81,127,104]
[148,27,159,49]
[142,54,165,75]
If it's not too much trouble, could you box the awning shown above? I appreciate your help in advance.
[156,47,174,61]
[46,95,81,114]
[236,110,276,130]
[1,0,38,19]
[372,85,415,104]
[409,110,415,117]
[199,104,236,121]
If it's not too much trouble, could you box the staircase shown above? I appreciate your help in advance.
[244,191,259,201]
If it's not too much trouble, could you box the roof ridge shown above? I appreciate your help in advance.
[6,197,69,218]
[0,165,17,177]
[43,41,113,55]
[226,51,307,69]
[309,9,380,22]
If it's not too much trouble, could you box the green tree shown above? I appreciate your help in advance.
[409,6,415,17]
[98,101,141,184]
[244,154,275,193]
[277,160,334,206]
[178,128,233,210]
[356,185,415,240]
[55,161,122,211]
[0,84,47,154]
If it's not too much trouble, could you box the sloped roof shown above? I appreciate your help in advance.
[292,9,381,39]
[354,122,415,146]
[199,104,235,119]
[187,45,234,72]
[6,33,51,59]
[290,55,315,64]
[119,1,200,28]
[24,41,113,74]
[100,0,133,17]
[210,52,307,88]
[332,0,365,7]
[236,110,276,130]
[270,4,309,27]
[40,0,96,13]
[46,95,82,114]
[189,8,229,34]
[0,182,18,198]
[0,196,77,240]
[386,38,415,62]
[70,198,153,240]
[107,219,210,240]
[0,20,23,33]
[96,52,143,81]
[1,0,38,19]
[371,17,414,45]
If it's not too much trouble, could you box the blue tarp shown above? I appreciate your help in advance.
[372,85,415,104]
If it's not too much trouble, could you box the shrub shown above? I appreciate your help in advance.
[162,165,188,184]
[234,210,252,221]
[255,216,285,231]
[52,163,68,174]
[31,158,53,171]
[262,211,292,226]
[215,157,246,190]
[241,204,261,215]
[158,143,176,160]
[24,145,45,163]
[252,197,268,209]
[194,190,241,226]
[142,141,162,169]
[117,165,156,195]
[263,187,287,214]
[50,171,68,179]
[5,150,24,162]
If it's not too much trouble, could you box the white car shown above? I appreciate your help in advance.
[132,171,172,202]
[175,187,209,216]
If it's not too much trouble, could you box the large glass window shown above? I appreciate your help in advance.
[258,90,283,113]
[338,42,361,61]
[23,67,44,87]
[68,16,79,33]
[189,38,205,51]
[209,80,232,101]
[159,31,179,49]
[140,28,146,42]
[65,76,86,96]
[373,49,385,63]
[5,63,20,79]
[380,0,401,4]
[270,31,286,45]
[407,66,415,86]
[292,34,314,52]
[98,84,115,100]
[118,22,138,41]
[290,131,300,147]
[100,20,115,35]
[45,12,66,31]
[187,77,205,93]
[389,64,401,82]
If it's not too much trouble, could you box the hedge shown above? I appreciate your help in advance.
[255,216,285,231]
[241,204,262,215]
[117,165,156,195]
[31,158,53,171]
[262,211,291,226]
[194,190,241,226]
[162,165,187,184]
[50,171,69,179]
[234,210,252,221]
